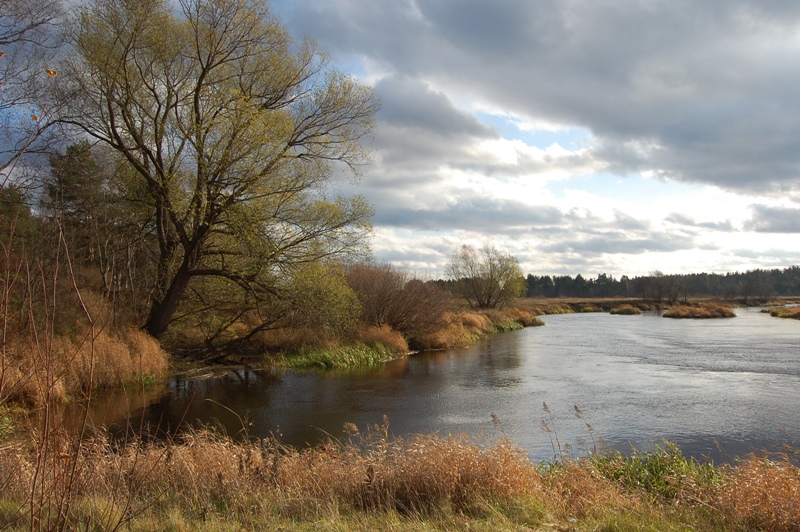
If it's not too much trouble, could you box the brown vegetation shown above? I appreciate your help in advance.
[2,328,168,407]
[345,263,451,349]
[770,306,800,320]
[663,303,736,319]
[413,307,543,351]
[610,304,643,315]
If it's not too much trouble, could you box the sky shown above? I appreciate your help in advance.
[271,0,800,279]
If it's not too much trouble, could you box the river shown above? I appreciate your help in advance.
[81,306,800,463]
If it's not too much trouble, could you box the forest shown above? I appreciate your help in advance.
[525,267,800,303]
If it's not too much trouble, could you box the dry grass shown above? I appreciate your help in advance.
[663,303,736,319]
[715,453,800,531]
[0,424,800,531]
[413,307,542,350]
[2,328,168,406]
[2,423,800,530]
[354,325,410,354]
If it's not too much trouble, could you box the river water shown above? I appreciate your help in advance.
[86,307,799,463]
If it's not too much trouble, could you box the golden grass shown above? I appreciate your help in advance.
[3,425,799,530]
[413,307,543,351]
[610,304,643,315]
[715,454,800,531]
[354,325,410,354]
[2,328,168,406]
[663,303,736,319]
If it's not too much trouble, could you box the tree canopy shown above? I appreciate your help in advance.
[59,0,379,341]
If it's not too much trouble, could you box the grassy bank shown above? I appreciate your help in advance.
[273,306,545,370]
[1,424,798,530]
[411,307,544,351]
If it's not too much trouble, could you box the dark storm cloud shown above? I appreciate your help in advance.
[277,0,800,194]
[745,204,800,233]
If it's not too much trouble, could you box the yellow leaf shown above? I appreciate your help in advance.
[46,69,57,77]
[31,115,38,121]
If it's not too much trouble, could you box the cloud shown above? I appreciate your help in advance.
[374,197,564,233]
[281,0,800,194]
[745,204,800,233]
[274,0,800,275]
[665,213,736,232]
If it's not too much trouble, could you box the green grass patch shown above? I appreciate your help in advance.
[494,320,525,333]
[282,342,395,370]
[590,441,720,502]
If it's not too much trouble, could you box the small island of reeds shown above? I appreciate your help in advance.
[769,306,800,320]
[610,304,643,315]
[663,303,736,319]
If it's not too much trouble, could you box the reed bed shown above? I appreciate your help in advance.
[415,308,543,350]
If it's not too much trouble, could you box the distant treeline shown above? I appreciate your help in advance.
[525,266,800,303]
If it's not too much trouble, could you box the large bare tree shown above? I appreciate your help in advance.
[60,0,378,341]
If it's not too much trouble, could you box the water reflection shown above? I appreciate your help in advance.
[78,307,800,463]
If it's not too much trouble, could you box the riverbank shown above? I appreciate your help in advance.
[1,425,797,530]
[274,305,545,370]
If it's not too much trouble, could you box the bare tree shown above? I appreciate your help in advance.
[447,244,525,309]
[345,263,451,340]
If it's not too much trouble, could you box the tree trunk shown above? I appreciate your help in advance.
[144,264,192,339]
